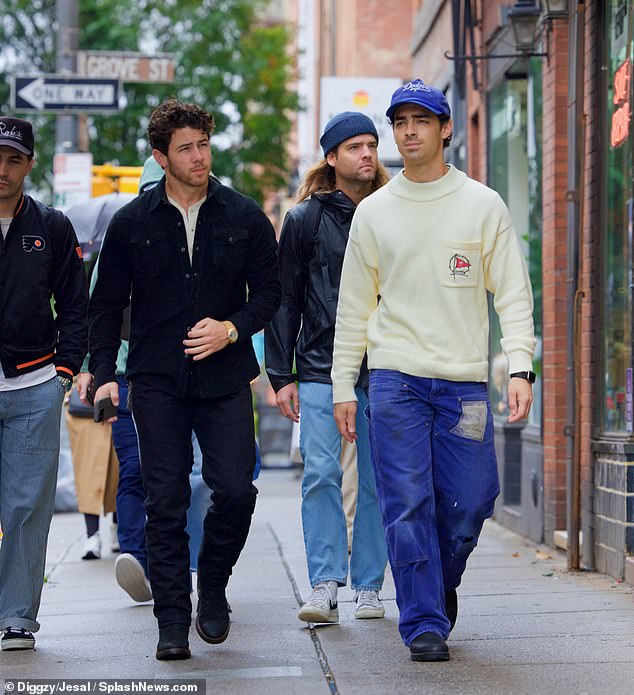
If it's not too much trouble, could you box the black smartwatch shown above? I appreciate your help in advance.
[510,371,536,383]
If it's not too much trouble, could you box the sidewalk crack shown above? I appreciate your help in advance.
[45,532,84,582]
[267,522,340,695]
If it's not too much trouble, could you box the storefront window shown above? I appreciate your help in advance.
[603,1,633,432]
[487,63,543,428]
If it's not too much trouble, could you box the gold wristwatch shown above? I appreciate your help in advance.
[223,321,238,344]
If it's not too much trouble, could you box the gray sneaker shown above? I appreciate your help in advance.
[115,553,152,602]
[354,590,385,619]
[298,582,339,624]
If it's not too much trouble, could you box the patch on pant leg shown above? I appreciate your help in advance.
[450,401,487,441]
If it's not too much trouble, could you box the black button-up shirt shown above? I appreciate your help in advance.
[88,177,280,398]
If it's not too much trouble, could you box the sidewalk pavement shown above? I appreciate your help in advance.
[3,468,634,695]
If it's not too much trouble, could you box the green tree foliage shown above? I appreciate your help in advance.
[1,0,299,205]
[0,0,58,193]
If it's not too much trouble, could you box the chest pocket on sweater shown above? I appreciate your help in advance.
[212,228,248,272]
[441,239,481,289]
[130,229,169,278]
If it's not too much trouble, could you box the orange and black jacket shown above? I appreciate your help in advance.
[0,194,89,379]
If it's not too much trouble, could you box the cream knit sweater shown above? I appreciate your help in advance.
[331,165,536,403]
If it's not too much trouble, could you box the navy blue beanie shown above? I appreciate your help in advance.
[319,111,379,157]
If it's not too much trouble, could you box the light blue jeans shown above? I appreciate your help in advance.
[0,377,66,632]
[298,382,387,590]
[186,434,206,573]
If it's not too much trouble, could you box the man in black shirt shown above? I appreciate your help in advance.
[89,100,280,660]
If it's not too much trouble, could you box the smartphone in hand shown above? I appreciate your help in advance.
[94,396,118,422]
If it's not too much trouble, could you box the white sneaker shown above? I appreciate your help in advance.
[110,523,120,553]
[298,581,339,624]
[115,553,153,602]
[81,532,101,560]
[354,590,385,619]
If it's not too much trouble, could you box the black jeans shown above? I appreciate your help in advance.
[130,379,257,627]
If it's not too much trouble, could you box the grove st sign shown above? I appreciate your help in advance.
[77,51,175,83]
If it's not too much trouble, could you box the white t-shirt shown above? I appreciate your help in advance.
[1,217,11,238]
[167,196,206,261]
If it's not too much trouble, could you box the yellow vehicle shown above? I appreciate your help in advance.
[92,164,142,197]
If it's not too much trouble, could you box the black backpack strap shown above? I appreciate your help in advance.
[300,196,321,265]
[302,197,334,303]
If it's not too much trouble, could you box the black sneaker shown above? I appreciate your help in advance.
[1,628,35,651]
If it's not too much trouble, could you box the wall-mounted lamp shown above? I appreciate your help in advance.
[445,0,559,62]
[543,0,569,18]
[509,0,543,52]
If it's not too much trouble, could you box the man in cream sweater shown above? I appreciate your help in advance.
[331,79,536,662]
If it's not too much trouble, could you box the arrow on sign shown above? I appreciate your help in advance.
[12,75,121,113]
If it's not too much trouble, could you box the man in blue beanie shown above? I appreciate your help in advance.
[265,111,389,624]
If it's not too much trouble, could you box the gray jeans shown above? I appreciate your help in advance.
[0,377,65,633]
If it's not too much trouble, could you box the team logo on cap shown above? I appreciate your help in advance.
[22,235,46,253]
[403,80,431,93]
[449,253,471,279]
[0,122,24,141]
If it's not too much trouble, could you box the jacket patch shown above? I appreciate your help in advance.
[22,235,46,252]
[75,245,83,260]
[449,253,471,279]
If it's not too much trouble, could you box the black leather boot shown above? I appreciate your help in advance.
[445,588,458,631]
[156,623,191,660]
[196,589,230,644]
[409,632,450,662]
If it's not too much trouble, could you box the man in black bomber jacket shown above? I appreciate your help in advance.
[0,116,88,652]
[264,112,388,626]
[89,100,280,661]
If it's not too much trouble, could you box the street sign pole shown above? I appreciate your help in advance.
[56,0,79,153]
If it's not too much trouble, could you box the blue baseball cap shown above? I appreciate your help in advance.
[386,79,451,121]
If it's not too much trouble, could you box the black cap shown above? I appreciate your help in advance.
[0,117,34,157]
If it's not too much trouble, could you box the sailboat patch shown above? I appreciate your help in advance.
[449,253,471,280]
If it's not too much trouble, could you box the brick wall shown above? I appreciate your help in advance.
[582,0,600,570]
[541,19,570,544]
[321,0,414,78]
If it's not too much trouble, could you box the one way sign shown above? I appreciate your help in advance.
[11,75,121,113]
